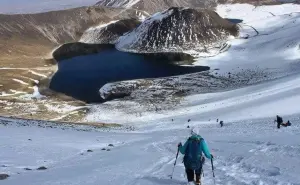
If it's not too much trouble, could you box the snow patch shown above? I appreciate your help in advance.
[85,20,119,32]
[28,70,47,78]
[12,78,29,85]
[20,86,45,100]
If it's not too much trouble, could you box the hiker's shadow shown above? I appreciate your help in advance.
[138,176,185,185]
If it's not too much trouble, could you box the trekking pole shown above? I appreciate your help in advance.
[211,157,216,185]
[170,148,179,179]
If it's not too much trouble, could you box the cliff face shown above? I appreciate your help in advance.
[80,19,141,44]
[96,0,217,14]
[116,7,238,55]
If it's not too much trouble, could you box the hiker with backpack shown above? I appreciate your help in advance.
[275,115,283,129]
[178,129,213,185]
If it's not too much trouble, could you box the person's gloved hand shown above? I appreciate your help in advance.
[178,142,182,148]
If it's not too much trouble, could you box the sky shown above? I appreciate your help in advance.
[0,0,99,14]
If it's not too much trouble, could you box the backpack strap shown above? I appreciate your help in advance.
[185,136,203,153]
[188,136,203,142]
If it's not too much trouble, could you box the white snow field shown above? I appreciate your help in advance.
[1,3,300,185]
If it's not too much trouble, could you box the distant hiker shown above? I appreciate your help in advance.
[220,121,224,127]
[178,129,213,185]
[286,120,292,126]
[275,115,283,129]
[216,119,219,122]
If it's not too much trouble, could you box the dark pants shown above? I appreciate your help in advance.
[277,121,282,129]
[185,168,202,182]
[185,157,204,182]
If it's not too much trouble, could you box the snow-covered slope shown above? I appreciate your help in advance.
[197,4,300,76]
[1,111,300,185]
[116,7,238,56]
[1,3,300,185]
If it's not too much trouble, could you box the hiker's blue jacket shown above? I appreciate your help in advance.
[179,135,212,159]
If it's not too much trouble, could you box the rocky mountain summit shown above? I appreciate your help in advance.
[116,7,238,56]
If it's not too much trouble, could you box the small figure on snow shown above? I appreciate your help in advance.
[220,121,224,127]
[178,129,213,185]
[275,115,283,129]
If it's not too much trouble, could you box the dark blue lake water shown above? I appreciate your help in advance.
[50,49,209,103]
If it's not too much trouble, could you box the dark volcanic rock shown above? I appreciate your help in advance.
[87,149,93,152]
[37,166,47,170]
[140,52,194,62]
[80,19,141,44]
[52,43,114,61]
[108,144,114,147]
[116,7,238,56]
[0,174,9,180]
[24,168,32,171]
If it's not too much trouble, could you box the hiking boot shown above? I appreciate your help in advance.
[195,176,201,185]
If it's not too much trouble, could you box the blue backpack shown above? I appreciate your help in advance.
[184,137,203,170]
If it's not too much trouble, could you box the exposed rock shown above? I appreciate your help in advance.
[116,7,238,56]
[95,0,217,14]
[100,80,143,100]
[108,144,114,147]
[0,174,9,180]
[96,0,300,13]
[80,19,141,44]
[97,67,271,110]
[24,168,32,171]
[87,149,93,152]
[52,43,114,61]
[102,148,106,150]
[37,166,47,170]
[106,149,111,151]
[138,52,194,62]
